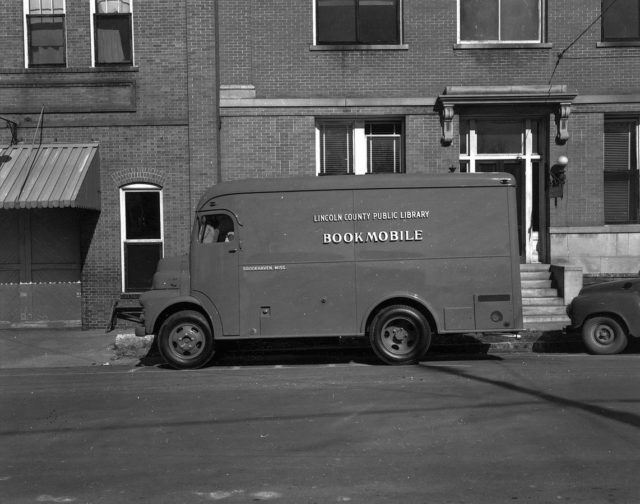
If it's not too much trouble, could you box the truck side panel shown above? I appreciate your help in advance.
[236,190,357,338]
[351,185,520,332]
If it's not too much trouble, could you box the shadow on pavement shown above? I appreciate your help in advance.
[137,335,505,369]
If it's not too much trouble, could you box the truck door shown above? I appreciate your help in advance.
[190,212,240,335]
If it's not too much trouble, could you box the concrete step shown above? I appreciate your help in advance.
[520,263,551,272]
[522,296,565,306]
[521,279,552,289]
[522,320,572,331]
[522,288,560,298]
[523,305,568,316]
[523,313,571,330]
[521,271,552,281]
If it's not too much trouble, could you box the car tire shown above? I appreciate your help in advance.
[158,310,215,369]
[369,305,431,365]
[582,316,628,355]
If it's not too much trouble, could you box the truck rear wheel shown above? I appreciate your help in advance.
[158,310,215,369]
[582,316,628,355]
[369,305,431,365]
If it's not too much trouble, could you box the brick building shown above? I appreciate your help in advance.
[0,0,217,328]
[1,1,639,328]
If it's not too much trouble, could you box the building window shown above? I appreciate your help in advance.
[316,0,401,45]
[92,0,133,66]
[25,0,66,67]
[317,120,403,175]
[120,184,163,292]
[458,0,542,43]
[602,0,640,42]
[604,119,640,224]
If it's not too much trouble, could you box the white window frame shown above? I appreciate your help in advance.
[457,0,543,44]
[119,183,164,292]
[24,0,67,68]
[316,119,403,175]
[90,0,135,67]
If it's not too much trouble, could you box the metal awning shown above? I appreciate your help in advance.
[0,143,100,210]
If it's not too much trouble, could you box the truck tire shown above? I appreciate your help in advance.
[582,316,628,355]
[369,305,431,365]
[158,310,215,369]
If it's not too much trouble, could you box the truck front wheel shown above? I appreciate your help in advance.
[158,310,215,369]
[369,305,431,365]
[582,316,628,355]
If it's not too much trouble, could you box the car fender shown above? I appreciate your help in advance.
[569,291,640,336]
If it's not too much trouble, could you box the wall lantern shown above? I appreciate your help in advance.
[549,155,568,200]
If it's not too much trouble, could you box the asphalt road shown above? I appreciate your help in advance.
[1,354,639,504]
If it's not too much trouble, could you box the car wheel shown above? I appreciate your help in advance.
[369,305,431,365]
[158,310,215,369]
[582,316,628,355]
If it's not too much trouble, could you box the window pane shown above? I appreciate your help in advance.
[95,14,133,64]
[28,16,65,66]
[368,137,400,173]
[97,0,131,14]
[460,0,499,41]
[366,122,398,135]
[125,243,162,292]
[317,0,356,43]
[476,120,523,153]
[125,191,161,239]
[358,0,399,44]
[604,120,639,223]
[30,0,65,14]
[604,172,639,223]
[501,0,539,40]
[605,120,635,171]
[602,0,640,40]
[321,124,353,175]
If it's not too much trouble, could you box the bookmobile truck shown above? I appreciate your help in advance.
[134,173,523,369]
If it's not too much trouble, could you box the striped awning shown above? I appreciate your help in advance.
[0,143,100,210]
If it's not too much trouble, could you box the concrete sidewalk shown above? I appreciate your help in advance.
[0,327,588,369]
[0,328,148,369]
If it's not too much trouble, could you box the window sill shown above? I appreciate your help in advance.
[597,41,640,48]
[310,44,409,51]
[454,42,552,50]
[2,66,139,75]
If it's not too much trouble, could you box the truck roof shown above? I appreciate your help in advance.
[197,173,515,211]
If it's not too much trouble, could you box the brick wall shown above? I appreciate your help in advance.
[218,0,640,97]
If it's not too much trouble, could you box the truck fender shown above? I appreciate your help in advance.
[148,295,223,339]
[360,293,441,334]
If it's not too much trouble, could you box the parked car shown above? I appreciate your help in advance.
[567,277,640,354]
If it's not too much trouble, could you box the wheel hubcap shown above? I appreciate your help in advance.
[594,325,615,345]
[170,324,205,358]
[381,319,417,356]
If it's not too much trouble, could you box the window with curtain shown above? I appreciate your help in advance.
[604,119,640,224]
[120,184,163,292]
[318,120,403,175]
[459,0,542,42]
[602,0,640,41]
[316,0,401,45]
[26,0,66,67]
[95,0,133,65]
